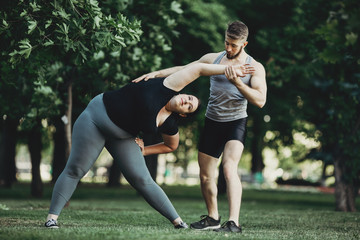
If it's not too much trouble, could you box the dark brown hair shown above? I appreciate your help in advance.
[226,21,249,41]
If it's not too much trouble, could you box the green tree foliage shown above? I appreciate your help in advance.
[0,0,141,123]
[261,0,360,210]
[310,0,360,211]
[96,0,184,87]
[0,0,184,186]
[0,0,141,188]
[171,0,233,65]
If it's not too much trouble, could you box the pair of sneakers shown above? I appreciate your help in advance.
[190,215,242,233]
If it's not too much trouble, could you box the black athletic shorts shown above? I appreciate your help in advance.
[198,117,247,158]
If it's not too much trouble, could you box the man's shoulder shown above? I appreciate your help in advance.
[249,57,265,70]
[248,57,266,78]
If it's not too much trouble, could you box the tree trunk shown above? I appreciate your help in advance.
[251,116,265,183]
[51,81,72,183]
[0,118,18,187]
[64,81,73,159]
[334,156,357,212]
[107,160,122,187]
[28,121,43,198]
[320,162,328,187]
[143,133,161,181]
[333,114,360,212]
[217,161,226,195]
[51,118,67,182]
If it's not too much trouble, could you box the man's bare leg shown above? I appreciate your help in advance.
[222,140,244,226]
[198,151,220,220]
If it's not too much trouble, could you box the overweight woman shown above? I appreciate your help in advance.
[44,63,247,229]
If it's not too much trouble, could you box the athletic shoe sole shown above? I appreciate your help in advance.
[46,225,59,229]
[190,225,221,230]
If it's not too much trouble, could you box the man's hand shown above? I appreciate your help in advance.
[135,137,145,155]
[132,71,159,83]
[225,66,241,85]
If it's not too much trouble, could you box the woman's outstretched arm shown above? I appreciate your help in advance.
[163,63,252,92]
[163,63,225,92]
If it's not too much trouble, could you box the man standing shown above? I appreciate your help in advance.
[133,21,267,233]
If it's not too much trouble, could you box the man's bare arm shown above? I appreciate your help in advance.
[225,61,267,108]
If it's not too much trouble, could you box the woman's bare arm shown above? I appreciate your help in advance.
[163,62,252,92]
[135,133,179,156]
[132,53,220,83]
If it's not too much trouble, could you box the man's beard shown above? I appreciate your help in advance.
[226,46,243,60]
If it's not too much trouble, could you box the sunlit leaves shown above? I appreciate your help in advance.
[1,19,9,30]
[345,32,358,46]
[170,1,183,14]
[1,0,143,126]
[6,0,142,66]
[94,15,101,29]
[9,39,33,64]
[27,20,37,34]
[29,2,41,12]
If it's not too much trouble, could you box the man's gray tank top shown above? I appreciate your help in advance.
[205,51,252,122]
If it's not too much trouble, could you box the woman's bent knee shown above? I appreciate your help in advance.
[65,166,87,179]
[132,176,155,188]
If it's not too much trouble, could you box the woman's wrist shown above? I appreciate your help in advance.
[154,70,161,77]
[142,147,147,156]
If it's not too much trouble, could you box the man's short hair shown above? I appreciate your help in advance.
[226,21,249,42]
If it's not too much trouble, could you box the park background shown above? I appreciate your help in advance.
[0,0,359,239]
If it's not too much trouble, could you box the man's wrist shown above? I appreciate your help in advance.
[235,78,246,89]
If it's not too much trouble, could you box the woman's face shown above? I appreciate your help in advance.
[168,94,199,115]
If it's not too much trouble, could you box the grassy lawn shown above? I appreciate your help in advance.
[0,183,359,240]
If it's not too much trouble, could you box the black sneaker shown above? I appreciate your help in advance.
[44,219,59,229]
[214,221,242,233]
[190,215,221,230]
[174,221,189,229]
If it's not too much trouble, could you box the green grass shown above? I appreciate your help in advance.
[0,183,359,240]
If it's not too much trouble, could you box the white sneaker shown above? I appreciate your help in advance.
[45,219,59,229]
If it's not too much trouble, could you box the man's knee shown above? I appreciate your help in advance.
[200,173,216,184]
[198,152,218,184]
[223,163,240,181]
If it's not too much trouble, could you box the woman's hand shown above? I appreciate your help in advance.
[132,71,159,83]
[225,64,255,84]
[233,64,255,77]
[241,64,255,76]
[135,137,145,155]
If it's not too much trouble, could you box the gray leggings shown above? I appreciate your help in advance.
[49,94,179,222]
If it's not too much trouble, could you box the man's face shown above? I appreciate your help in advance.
[224,36,247,59]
